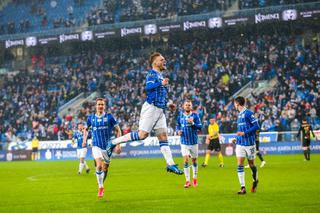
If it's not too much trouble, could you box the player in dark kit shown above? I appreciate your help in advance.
[296,118,315,161]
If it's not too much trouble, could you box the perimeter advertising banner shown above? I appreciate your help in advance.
[7,133,280,151]
[4,141,320,161]
[3,6,320,48]
[260,142,320,155]
[4,132,320,161]
[2,141,320,161]
[0,150,32,161]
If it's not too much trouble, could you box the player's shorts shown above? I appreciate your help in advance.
[77,148,87,158]
[236,144,256,160]
[302,139,311,147]
[139,102,167,133]
[207,138,221,152]
[32,148,38,152]
[92,146,111,163]
[180,144,198,158]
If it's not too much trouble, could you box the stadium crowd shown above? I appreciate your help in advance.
[86,0,234,25]
[239,0,316,9]
[0,0,316,34]
[1,30,319,148]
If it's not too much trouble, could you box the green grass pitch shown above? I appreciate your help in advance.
[0,154,319,213]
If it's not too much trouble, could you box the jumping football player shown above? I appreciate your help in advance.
[110,52,183,175]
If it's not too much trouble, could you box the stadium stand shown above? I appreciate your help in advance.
[0,0,101,34]
[239,0,317,9]
[0,27,319,146]
[0,1,319,150]
[1,0,315,34]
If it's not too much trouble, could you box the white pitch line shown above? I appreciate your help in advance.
[26,172,74,181]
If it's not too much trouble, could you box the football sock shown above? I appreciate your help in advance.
[307,148,311,160]
[184,162,190,182]
[159,141,175,165]
[237,165,245,187]
[250,165,258,182]
[303,150,308,160]
[130,131,140,141]
[218,153,224,165]
[96,169,105,188]
[84,161,89,170]
[192,162,198,179]
[112,131,140,145]
[257,152,264,162]
[79,163,84,173]
[204,153,210,165]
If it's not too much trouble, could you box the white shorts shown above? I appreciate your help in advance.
[77,148,87,159]
[236,145,256,160]
[92,146,111,163]
[180,144,198,158]
[139,102,167,133]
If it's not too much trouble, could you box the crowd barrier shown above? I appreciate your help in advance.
[1,131,319,161]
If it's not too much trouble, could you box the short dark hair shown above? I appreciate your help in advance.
[95,98,105,104]
[149,52,161,66]
[235,96,245,106]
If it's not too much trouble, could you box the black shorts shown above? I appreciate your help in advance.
[255,140,260,151]
[207,138,221,152]
[32,148,38,152]
[302,139,311,147]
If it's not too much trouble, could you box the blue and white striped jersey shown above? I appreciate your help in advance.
[87,113,118,149]
[176,112,202,145]
[236,108,260,146]
[145,69,168,109]
[73,130,89,149]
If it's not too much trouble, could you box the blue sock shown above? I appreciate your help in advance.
[237,165,244,172]
[96,171,103,175]
[159,140,169,147]
[184,162,189,168]
[130,131,140,141]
